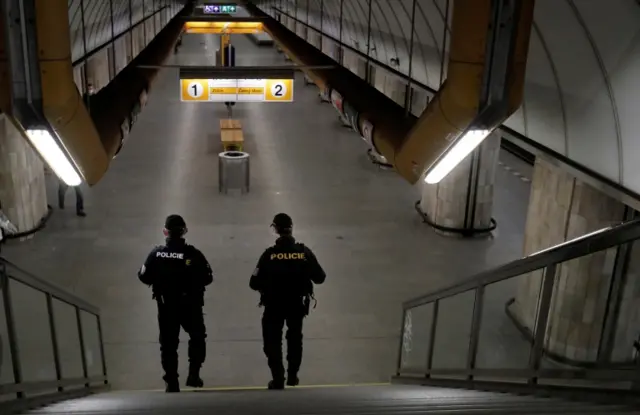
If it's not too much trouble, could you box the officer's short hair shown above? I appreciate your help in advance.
[272,213,293,234]
[165,214,187,235]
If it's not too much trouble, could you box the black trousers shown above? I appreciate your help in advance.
[58,182,84,212]
[157,299,206,381]
[262,305,304,381]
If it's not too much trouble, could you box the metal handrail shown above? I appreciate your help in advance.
[0,257,99,314]
[403,217,640,309]
[0,256,108,408]
[395,217,640,392]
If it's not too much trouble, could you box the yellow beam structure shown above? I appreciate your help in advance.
[35,0,109,185]
[184,21,263,34]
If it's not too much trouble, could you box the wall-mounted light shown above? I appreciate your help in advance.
[25,129,82,186]
[424,129,491,184]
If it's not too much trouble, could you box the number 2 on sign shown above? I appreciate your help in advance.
[271,82,286,98]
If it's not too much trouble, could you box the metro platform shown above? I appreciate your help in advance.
[2,33,533,390]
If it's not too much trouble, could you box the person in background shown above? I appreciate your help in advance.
[250,213,326,390]
[138,214,214,393]
[0,203,17,254]
[58,178,86,217]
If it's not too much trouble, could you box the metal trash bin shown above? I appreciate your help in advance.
[219,151,250,194]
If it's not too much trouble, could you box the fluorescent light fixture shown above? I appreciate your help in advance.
[424,129,491,184]
[25,129,82,186]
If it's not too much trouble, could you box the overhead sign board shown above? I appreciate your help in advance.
[203,4,237,14]
[181,79,294,103]
[184,21,263,34]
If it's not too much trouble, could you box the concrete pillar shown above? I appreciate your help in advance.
[0,115,48,234]
[287,16,295,32]
[409,87,431,116]
[510,158,626,362]
[72,65,84,93]
[610,243,640,362]
[321,36,331,55]
[296,22,307,40]
[373,66,385,93]
[85,49,110,92]
[384,74,406,107]
[114,35,129,75]
[343,50,367,80]
[419,131,501,237]
[308,31,321,50]
[132,25,144,57]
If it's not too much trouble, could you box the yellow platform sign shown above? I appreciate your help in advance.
[183,21,264,34]
[181,79,294,103]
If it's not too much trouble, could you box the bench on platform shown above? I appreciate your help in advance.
[220,119,244,152]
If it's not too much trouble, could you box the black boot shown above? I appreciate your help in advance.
[286,373,299,387]
[186,365,204,388]
[165,377,180,393]
[268,379,285,390]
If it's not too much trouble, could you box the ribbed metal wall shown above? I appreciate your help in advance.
[67,0,184,64]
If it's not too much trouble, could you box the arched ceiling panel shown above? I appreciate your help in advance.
[132,0,145,24]
[572,0,639,188]
[67,0,182,65]
[342,0,368,51]
[512,25,567,155]
[535,0,619,182]
[615,35,640,191]
[254,0,640,195]
[415,0,450,88]
[112,0,131,37]
[319,0,341,39]
[371,0,403,66]
[322,0,341,39]
[68,0,84,61]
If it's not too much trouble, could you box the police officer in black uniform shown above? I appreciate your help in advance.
[138,214,213,393]
[250,213,326,390]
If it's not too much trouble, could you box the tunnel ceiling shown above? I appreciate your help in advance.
[67,0,173,63]
[259,0,640,196]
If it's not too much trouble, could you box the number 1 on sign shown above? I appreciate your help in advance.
[188,82,204,99]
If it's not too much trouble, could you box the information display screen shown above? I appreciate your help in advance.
[203,4,237,14]
[181,78,294,103]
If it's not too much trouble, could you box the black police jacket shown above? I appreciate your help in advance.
[249,236,326,307]
[138,238,213,304]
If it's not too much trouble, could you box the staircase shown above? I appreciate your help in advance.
[19,385,638,414]
[6,221,640,413]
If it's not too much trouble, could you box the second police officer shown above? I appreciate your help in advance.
[138,214,214,393]
[250,213,326,390]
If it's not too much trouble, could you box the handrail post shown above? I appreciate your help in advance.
[76,306,90,388]
[1,270,24,398]
[466,286,485,380]
[598,208,636,363]
[425,300,439,377]
[395,308,407,375]
[97,315,109,384]
[46,294,63,391]
[528,264,557,385]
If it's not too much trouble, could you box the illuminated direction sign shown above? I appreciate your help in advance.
[181,79,294,103]
[203,4,237,14]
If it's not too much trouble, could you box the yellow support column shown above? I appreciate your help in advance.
[220,33,230,67]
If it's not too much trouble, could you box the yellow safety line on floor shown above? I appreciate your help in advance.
[142,382,390,393]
